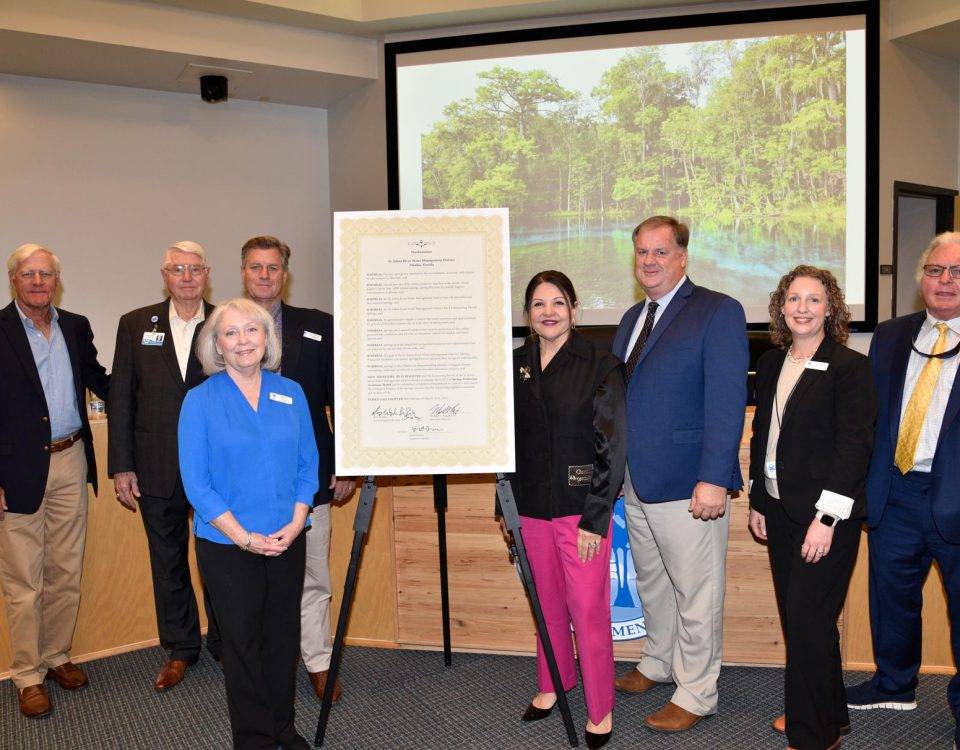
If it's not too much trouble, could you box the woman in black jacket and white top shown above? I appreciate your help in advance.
[748,266,876,750]
[507,270,626,750]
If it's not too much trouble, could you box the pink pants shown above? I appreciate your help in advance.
[520,514,614,724]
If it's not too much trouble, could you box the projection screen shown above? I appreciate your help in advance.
[388,3,878,329]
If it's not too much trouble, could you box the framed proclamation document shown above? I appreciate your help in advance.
[333,208,515,476]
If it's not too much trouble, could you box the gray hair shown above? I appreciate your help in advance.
[195,297,281,376]
[917,231,960,282]
[163,240,207,267]
[7,243,62,276]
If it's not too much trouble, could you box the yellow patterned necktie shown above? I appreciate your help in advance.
[895,322,950,474]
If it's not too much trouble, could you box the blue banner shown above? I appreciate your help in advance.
[610,497,645,641]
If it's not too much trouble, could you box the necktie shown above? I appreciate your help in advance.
[623,301,659,382]
[895,322,950,474]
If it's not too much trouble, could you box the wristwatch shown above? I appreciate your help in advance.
[815,510,838,527]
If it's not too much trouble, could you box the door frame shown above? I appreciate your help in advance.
[892,181,957,317]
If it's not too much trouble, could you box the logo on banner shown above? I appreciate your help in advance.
[610,497,645,641]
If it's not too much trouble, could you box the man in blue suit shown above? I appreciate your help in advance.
[612,216,748,732]
[846,232,960,748]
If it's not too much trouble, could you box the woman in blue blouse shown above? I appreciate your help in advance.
[179,297,318,750]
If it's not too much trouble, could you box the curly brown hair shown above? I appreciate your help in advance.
[768,265,851,348]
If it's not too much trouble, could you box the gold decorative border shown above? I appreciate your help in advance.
[337,213,510,472]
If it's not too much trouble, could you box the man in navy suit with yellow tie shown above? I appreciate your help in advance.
[612,216,748,733]
[847,232,960,749]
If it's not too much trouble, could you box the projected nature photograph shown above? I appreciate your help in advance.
[398,29,864,324]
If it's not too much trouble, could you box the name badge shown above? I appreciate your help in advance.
[303,331,323,342]
[269,392,293,405]
[764,460,777,479]
[805,360,828,371]
[141,332,165,346]
[568,464,593,487]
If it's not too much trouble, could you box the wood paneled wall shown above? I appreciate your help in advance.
[392,414,787,664]
[1,412,953,678]
[0,422,397,678]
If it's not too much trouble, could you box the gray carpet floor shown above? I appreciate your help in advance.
[1,646,954,749]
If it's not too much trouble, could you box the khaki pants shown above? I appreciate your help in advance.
[623,469,729,715]
[0,440,88,688]
[299,503,333,672]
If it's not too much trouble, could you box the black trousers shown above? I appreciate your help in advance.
[197,532,307,750]
[765,501,860,750]
[139,479,221,661]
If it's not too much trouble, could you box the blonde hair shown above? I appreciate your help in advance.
[7,243,62,276]
[196,297,281,375]
[162,240,207,267]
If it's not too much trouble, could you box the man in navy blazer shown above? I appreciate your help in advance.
[847,232,960,747]
[611,216,748,732]
[0,243,109,719]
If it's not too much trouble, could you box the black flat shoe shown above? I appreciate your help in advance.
[521,702,555,721]
[585,729,612,749]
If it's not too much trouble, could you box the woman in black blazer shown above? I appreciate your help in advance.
[748,266,876,750]
[507,270,626,750]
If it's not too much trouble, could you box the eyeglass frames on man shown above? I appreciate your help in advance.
[922,264,960,279]
[163,264,208,276]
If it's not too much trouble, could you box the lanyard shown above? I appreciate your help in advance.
[773,368,804,429]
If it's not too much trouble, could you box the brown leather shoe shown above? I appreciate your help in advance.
[18,684,51,718]
[644,702,704,732]
[308,670,342,704]
[45,662,88,690]
[772,714,851,737]
[154,659,188,692]
[615,669,668,694]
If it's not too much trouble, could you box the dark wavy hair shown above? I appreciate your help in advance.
[768,265,851,348]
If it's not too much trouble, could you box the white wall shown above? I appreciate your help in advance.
[0,73,331,366]
[878,11,959,322]
[328,45,388,213]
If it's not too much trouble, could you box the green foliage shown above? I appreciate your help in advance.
[420,32,848,223]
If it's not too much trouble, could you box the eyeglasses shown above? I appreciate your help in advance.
[16,270,56,281]
[923,264,960,279]
[164,264,208,276]
[245,262,284,275]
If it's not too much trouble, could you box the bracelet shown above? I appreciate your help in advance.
[242,532,253,552]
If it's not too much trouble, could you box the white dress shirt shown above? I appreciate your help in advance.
[898,313,960,472]
[169,303,205,380]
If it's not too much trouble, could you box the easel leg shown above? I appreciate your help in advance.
[314,476,377,747]
[495,474,579,748]
[433,474,452,666]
